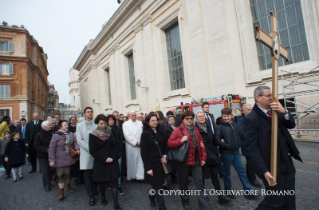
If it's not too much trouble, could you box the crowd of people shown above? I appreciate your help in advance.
[0,86,301,210]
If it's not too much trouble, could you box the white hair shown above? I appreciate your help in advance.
[49,118,57,122]
[194,110,205,123]
[41,121,50,129]
[243,104,252,110]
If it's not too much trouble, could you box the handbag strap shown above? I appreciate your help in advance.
[179,127,184,136]
[151,135,163,157]
[59,135,70,148]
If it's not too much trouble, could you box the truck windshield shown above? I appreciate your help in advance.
[176,108,181,114]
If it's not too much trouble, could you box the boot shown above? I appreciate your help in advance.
[218,195,231,205]
[67,183,75,193]
[58,188,64,200]
[149,195,156,207]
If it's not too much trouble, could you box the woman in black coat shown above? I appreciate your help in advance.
[141,113,167,210]
[68,117,77,133]
[34,121,55,191]
[89,114,122,210]
[194,110,230,205]
[106,115,124,195]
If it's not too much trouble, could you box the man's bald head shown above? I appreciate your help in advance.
[33,112,39,120]
[170,108,177,116]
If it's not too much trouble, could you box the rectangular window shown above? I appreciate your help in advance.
[250,0,309,70]
[0,109,10,119]
[0,63,13,74]
[165,22,185,90]
[127,53,136,100]
[0,85,10,98]
[105,68,112,105]
[0,41,14,52]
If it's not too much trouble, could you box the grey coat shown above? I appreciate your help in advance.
[0,138,9,156]
[48,132,79,168]
[76,120,98,170]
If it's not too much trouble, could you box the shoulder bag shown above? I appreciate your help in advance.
[59,135,78,158]
[167,127,189,163]
[152,135,172,174]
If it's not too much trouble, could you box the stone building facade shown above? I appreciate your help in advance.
[46,84,59,117]
[71,0,319,116]
[69,68,80,111]
[0,23,49,121]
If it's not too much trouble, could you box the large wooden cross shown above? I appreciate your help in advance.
[255,11,289,185]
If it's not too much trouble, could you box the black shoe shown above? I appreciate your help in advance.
[225,190,236,199]
[13,179,17,183]
[45,188,51,192]
[218,195,231,205]
[114,205,122,210]
[149,195,156,207]
[29,170,36,174]
[19,175,23,180]
[101,197,108,206]
[245,193,261,200]
[5,175,10,179]
[118,187,124,195]
[183,205,192,210]
[89,197,95,206]
[130,179,136,183]
[250,180,262,188]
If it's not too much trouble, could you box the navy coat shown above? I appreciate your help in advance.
[244,104,301,179]
[236,115,247,156]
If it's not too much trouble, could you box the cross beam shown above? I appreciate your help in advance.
[255,11,289,185]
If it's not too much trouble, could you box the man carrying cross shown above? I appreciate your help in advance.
[244,11,302,209]
[244,86,302,209]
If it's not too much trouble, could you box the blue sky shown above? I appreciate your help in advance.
[0,0,120,103]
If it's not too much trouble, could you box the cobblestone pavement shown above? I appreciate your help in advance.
[0,141,318,210]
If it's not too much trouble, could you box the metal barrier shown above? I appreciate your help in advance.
[289,119,319,139]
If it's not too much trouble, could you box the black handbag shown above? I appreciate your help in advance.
[205,143,221,166]
[167,127,189,163]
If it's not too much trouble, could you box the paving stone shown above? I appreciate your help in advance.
[0,142,318,209]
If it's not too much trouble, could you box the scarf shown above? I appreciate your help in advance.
[56,129,70,153]
[185,125,197,148]
[90,126,112,141]
[196,122,207,133]
[85,119,95,131]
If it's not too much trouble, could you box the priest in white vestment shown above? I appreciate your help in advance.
[122,111,144,181]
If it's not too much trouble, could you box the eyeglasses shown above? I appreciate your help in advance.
[184,117,193,121]
[261,94,272,98]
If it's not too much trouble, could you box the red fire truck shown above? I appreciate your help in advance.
[176,94,247,118]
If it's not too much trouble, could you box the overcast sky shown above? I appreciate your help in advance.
[0,0,120,104]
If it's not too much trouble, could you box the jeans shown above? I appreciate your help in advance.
[118,157,122,186]
[220,151,251,191]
